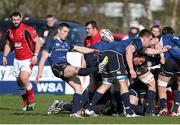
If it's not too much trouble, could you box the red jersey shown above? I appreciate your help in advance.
[6,23,38,60]
[84,31,101,47]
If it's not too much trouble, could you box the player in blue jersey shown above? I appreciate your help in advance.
[157,27,180,116]
[125,30,170,116]
[84,29,170,117]
[35,23,108,117]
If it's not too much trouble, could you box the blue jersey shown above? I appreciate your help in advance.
[43,38,70,65]
[109,38,143,54]
[91,41,111,51]
[161,34,180,59]
[92,38,143,55]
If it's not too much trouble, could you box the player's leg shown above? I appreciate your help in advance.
[66,76,86,117]
[115,52,139,117]
[76,56,109,76]
[171,77,180,116]
[85,82,112,117]
[19,59,35,111]
[138,71,156,115]
[111,81,123,115]
[13,59,31,111]
[16,78,29,111]
[129,83,145,115]
[158,74,171,115]
[19,70,35,111]
[119,78,139,117]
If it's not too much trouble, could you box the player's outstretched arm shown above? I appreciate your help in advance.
[35,50,49,83]
[73,45,98,54]
[143,45,171,55]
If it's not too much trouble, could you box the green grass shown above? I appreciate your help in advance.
[0,94,179,124]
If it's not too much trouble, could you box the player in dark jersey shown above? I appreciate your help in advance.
[35,23,108,117]
[84,29,170,117]
[2,11,42,111]
[157,27,180,116]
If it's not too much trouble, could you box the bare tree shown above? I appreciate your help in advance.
[171,0,178,30]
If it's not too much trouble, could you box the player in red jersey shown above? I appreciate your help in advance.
[2,12,42,111]
[84,20,101,47]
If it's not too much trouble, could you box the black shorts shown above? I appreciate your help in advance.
[159,57,180,77]
[51,63,70,80]
[100,50,128,84]
[129,81,148,98]
[101,50,128,78]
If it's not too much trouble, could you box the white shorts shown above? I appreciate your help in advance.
[13,58,33,77]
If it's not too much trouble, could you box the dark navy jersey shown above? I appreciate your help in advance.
[161,34,180,59]
[92,38,143,55]
[109,38,143,55]
[90,41,111,51]
[43,38,70,65]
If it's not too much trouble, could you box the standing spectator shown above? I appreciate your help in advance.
[151,25,161,41]
[122,21,140,40]
[42,14,57,43]
[2,12,42,111]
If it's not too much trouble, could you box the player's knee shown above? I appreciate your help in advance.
[19,76,29,84]
[158,79,168,87]
[139,73,155,84]
[74,84,83,94]
[25,82,33,90]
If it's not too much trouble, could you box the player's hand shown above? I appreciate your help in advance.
[35,74,41,84]
[94,49,100,56]
[2,57,7,66]
[163,45,172,51]
[130,69,137,79]
[31,56,38,65]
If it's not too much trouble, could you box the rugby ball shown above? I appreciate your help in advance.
[100,29,114,42]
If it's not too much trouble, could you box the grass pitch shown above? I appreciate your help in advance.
[0,94,179,124]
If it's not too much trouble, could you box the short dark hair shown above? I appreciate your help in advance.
[58,23,70,29]
[85,20,98,29]
[162,26,174,35]
[46,14,54,18]
[138,29,153,37]
[10,11,21,19]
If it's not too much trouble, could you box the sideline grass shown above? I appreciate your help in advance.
[0,94,179,124]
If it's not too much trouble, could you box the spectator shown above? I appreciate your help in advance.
[151,25,161,41]
[123,21,140,40]
[42,14,57,43]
